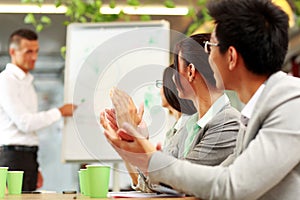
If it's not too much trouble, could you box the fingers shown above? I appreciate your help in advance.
[118,129,134,142]
[104,130,120,148]
[110,88,129,110]
[110,88,139,127]
[105,108,118,130]
[138,102,145,120]
[100,111,108,129]
[100,110,118,133]
[122,122,147,141]
[105,108,116,119]
[109,122,118,131]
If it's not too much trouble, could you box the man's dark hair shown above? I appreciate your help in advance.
[207,0,289,76]
[9,29,38,49]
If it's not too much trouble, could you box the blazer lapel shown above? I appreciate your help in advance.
[241,71,287,150]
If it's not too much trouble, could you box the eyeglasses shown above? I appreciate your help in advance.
[155,80,163,88]
[203,41,219,54]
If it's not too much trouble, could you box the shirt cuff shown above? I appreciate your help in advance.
[49,108,62,121]
[131,174,154,193]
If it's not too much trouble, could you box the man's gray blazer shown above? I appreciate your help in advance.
[148,71,300,200]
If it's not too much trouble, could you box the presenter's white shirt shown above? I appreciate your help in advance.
[0,64,62,146]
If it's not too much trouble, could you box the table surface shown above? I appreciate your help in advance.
[2,193,199,200]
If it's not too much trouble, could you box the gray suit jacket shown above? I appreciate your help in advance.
[148,71,300,200]
[164,103,240,166]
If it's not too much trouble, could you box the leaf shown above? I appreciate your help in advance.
[186,21,200,36]
[21,0,31,3]
[79,16,87,23]
[95,0,102,8]
[24,13,36,24]
[65,7,73,17]
[109,0,116,8]
[40,16,51,24]
[60,46,67,59]
[197,0,206,6]
[187,7,196,17]
[63,21,70,26]
[54,0,62,7]
[37,0,44,5]
[127,0,140,6]
[140,15,151,21]
[36,24,44,32]
[164,0,175,8]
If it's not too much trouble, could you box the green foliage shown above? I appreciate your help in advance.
[20,0,212,35]
[127,0,140,6]
[24,12,51,32]
[22,0,122,32]
[109,0,116,8]
[60,46,66,59]
[21,0,300,49]
[140,15,151,21]
[164,0,175,8]
[186,2,213,35]
[295,0,300,26]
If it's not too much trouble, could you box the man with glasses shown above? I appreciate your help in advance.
[101,0,300,199]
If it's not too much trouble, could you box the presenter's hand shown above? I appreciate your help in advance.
[110,88,144,128]
[59,104,77,116]
[36,170,43,189]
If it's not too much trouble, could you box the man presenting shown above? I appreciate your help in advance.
[0,29,76,191]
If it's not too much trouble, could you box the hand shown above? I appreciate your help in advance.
[101,108,149,142]
[104,108,118,131]
[101,110,135,142]
[36,170,43,189]
[110,88,144,129]
[59,104,77,116]
[101,119,156,174]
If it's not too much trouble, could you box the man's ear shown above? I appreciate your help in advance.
[228,46,238,71]
[9,48,15,57]
[188,63,196,82]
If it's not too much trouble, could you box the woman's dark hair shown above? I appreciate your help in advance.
[163,64,197,115]
[173,33,216,91]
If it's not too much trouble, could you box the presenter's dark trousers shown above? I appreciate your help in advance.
[0,145,39,191]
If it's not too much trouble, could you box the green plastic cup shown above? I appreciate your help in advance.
[0,167,8,198]
[87,165,110,198]
[78,170,85,195]
[80,169,90,196]
[7,171,24,195]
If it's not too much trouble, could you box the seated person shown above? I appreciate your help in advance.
[101,34,241,193]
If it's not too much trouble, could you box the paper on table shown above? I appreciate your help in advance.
[108,191,185,198]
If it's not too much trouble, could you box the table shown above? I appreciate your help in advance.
[2,193,199,200]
